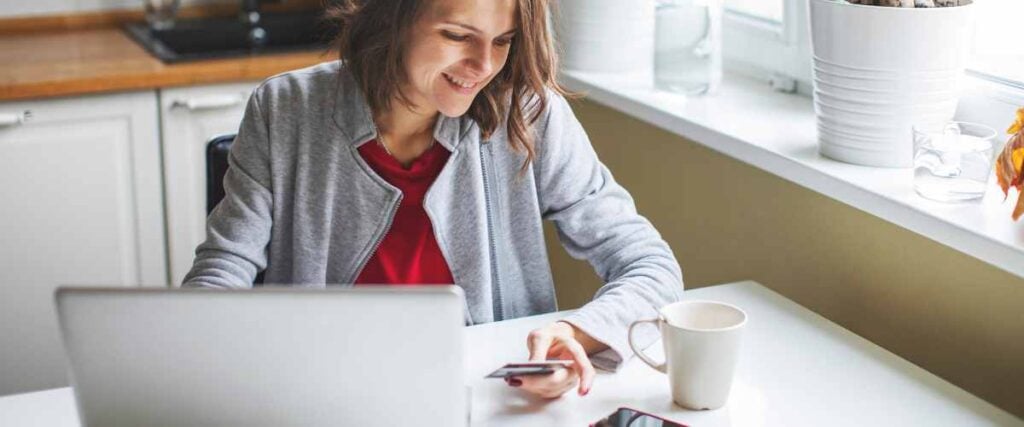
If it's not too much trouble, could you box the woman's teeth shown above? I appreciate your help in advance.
[444,73,476,89]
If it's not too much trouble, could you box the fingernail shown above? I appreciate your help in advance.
[508,378,522,387]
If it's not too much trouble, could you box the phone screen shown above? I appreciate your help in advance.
[591,407,688,427]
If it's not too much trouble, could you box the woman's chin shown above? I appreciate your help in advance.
[435,99,474,118]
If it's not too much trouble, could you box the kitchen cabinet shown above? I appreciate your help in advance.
[159,81,259,286]
[0,91,167,396]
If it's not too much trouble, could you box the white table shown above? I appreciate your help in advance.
[1,281,1020,426]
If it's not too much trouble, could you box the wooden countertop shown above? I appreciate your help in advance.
[0,22,335,101]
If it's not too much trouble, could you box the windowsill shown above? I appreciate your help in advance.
[559,69,1024,279]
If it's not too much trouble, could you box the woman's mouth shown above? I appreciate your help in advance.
[443,72,480,94]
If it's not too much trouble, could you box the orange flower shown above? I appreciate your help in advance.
[1009,107,1024,135]
[1014,146,1024,174]
[995,108,1024,220]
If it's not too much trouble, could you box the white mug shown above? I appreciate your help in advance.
[628,300,747,410]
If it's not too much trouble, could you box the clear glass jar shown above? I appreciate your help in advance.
[912,121,998,202]
[144,0,181,30]
[655,0,723,95]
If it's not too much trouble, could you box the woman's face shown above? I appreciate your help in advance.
[402,0,518,118]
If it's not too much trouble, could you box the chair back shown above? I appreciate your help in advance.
[206,134,235,214]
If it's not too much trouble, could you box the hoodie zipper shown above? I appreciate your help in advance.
[479,141,506,321]
[348,194,402,284]
[348,130,403,284]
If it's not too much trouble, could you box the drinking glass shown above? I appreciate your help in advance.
[655,0,723,95]
[913,121,998,202]
[144,0,181,30]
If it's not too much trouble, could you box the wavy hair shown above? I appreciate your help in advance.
[324,0,574,171]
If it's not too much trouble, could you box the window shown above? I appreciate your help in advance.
[721,0,810,84]
[725,0,784,23]
[724,0,1024,95]
[969,0,1024,87]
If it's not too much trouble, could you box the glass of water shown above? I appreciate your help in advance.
[912,121,998,202]
[144,0,181,30]
[655,0,723,95]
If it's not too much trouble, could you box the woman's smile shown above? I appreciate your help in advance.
[442,72,481,94]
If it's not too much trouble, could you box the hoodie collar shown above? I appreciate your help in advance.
[331,64,471,151]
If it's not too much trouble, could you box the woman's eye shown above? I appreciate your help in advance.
[495,38,514,47]
[442,31,469,42]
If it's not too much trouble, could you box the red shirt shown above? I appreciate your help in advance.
[354,140,455,285]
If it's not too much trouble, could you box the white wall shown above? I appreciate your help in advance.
[0,0,230,18]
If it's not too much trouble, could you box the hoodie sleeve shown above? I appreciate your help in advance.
[181,88,274,289]
[532,92,685,371]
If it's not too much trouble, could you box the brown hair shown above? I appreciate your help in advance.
[324,0,574,171]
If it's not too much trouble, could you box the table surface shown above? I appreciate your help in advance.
[0,281,1020,426]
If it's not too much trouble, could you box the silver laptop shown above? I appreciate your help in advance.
[55,285,467,427]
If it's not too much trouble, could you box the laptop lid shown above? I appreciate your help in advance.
[55,285,466,427]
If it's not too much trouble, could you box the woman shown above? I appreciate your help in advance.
[184,0,683,399]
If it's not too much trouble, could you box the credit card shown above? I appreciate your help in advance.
[485,361,575,379]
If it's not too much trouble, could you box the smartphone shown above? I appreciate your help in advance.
[590,407,688,427]
[485,361,574,379]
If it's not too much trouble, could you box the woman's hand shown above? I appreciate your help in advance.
[506,321,604,398]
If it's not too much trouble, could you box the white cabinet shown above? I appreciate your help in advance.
[160,81,259,286]
[0,91,167,396]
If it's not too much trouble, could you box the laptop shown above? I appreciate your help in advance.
[55,285,467,427]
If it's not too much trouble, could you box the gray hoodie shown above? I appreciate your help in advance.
[183,60,684,370]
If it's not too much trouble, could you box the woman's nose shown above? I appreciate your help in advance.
[466,43,495,77]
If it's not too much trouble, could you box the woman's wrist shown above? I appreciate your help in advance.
[555,320,608,355]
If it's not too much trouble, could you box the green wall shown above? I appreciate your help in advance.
[546,98,1024,418]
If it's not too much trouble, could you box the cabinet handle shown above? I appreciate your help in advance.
[170,94,244,111]
[0,111,30,128]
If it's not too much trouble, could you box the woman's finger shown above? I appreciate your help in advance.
[526,330,555,361]
[517,323,597,399]
[513,367,577,398]
[558,338,596,395]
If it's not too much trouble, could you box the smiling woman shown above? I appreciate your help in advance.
[184,0,684,402]
[326,0,563,170]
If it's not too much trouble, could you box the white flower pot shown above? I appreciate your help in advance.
[809,0,976,167]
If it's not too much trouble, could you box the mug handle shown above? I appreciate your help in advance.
[628,319,667,373]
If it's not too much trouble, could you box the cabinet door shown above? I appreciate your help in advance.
[160,82,259,286]
[0,91,167,396]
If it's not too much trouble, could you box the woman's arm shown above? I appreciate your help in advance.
[532,92,685,372]
[182,89,274,288]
